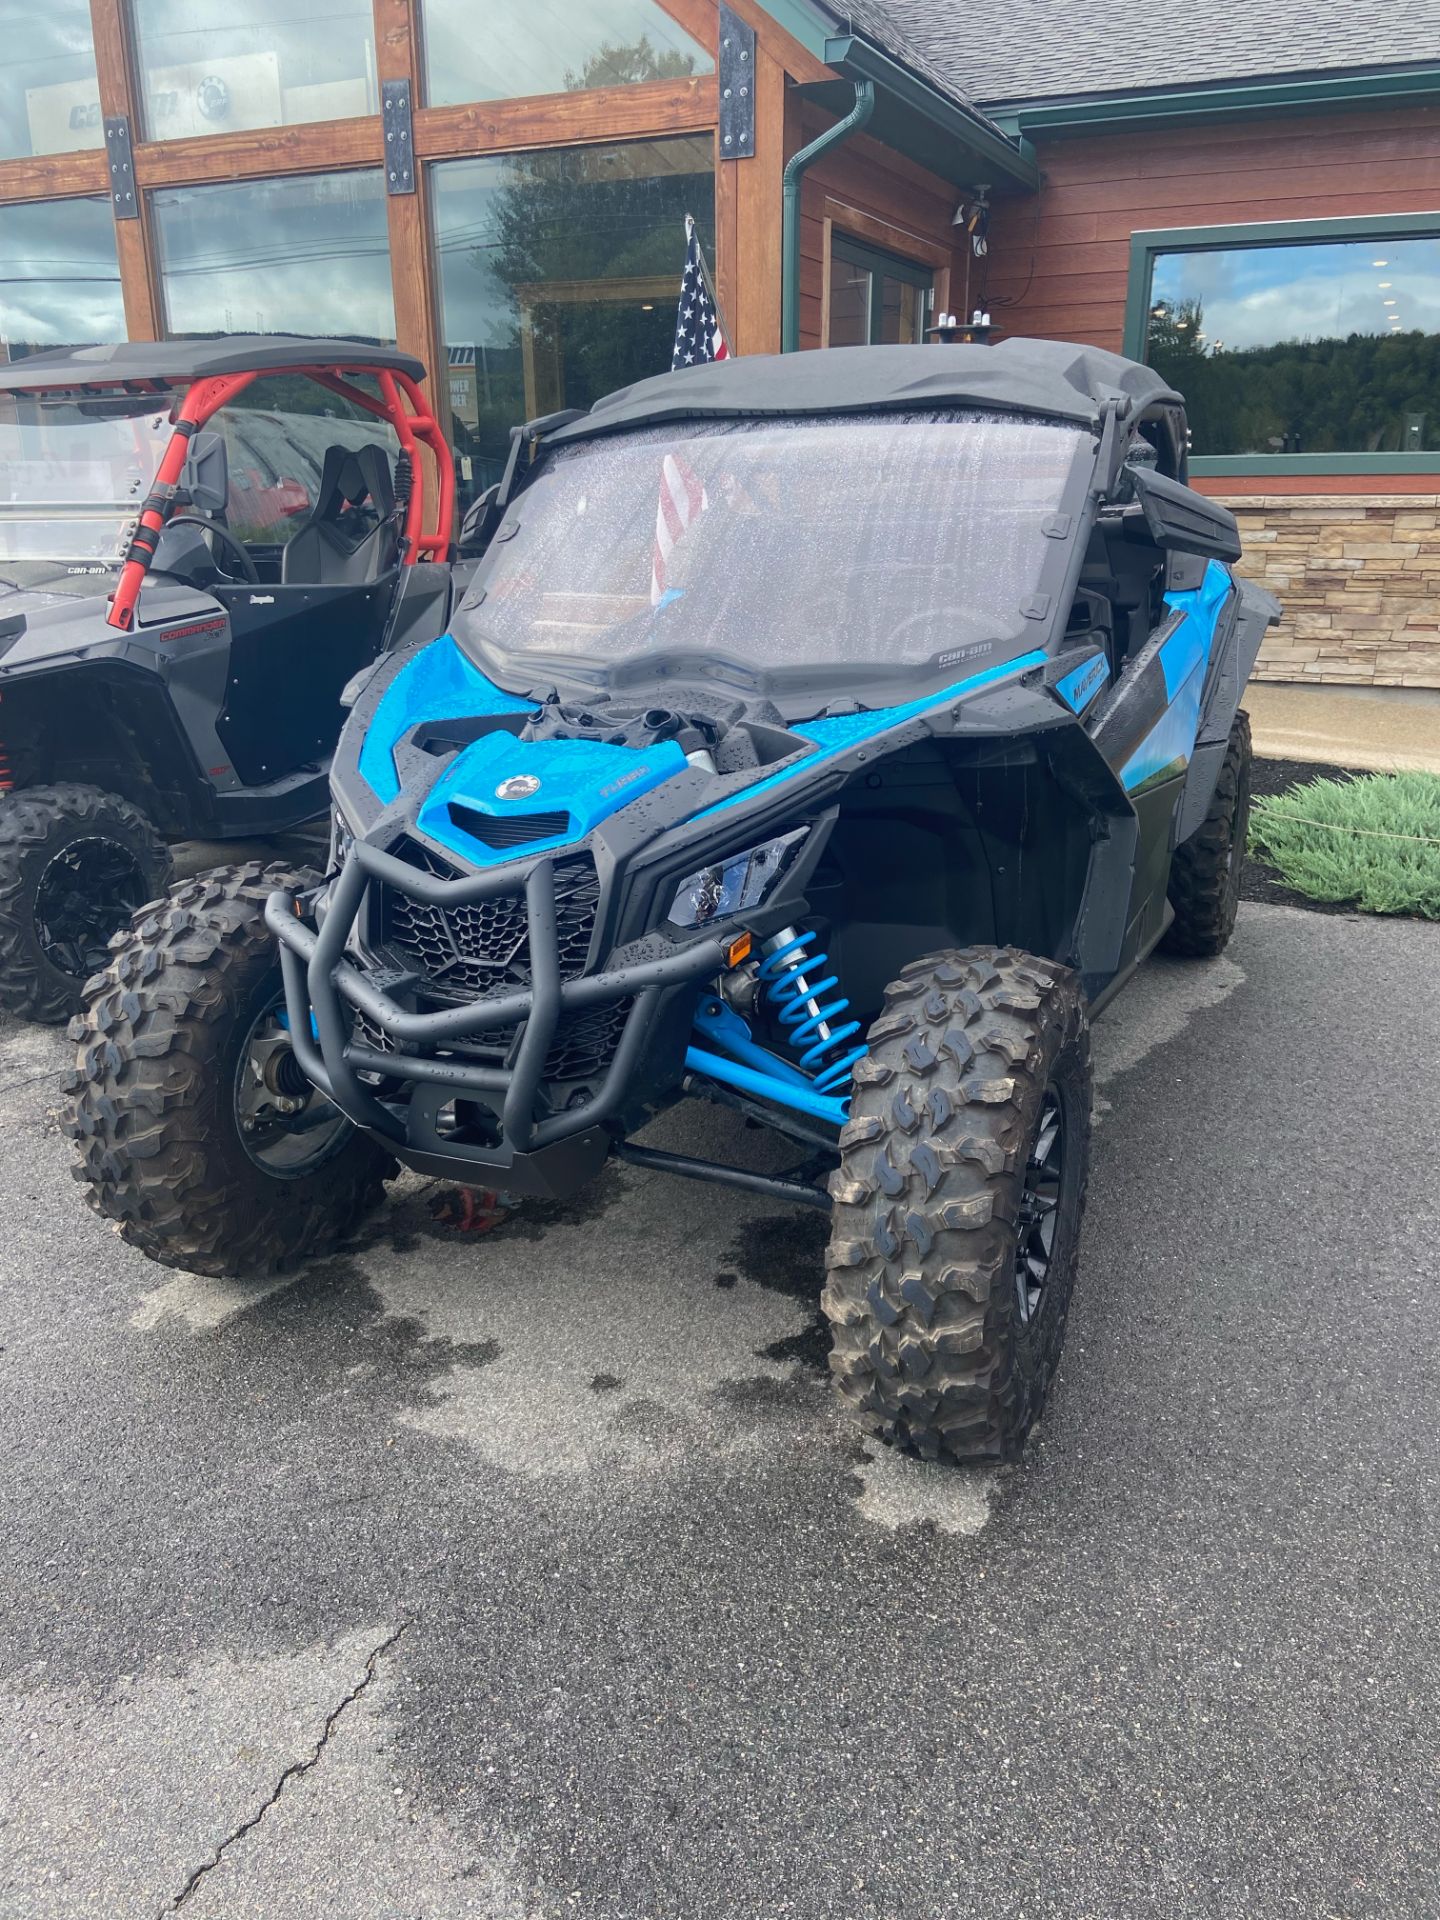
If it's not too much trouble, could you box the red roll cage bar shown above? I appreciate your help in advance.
[50,360,458,632]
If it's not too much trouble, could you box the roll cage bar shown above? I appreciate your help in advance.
[38,361,460,632]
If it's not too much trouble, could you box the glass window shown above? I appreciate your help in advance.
[211,376,400,547]
[423,0,711,109]
[433,135,715,505]
[0,198,125,361]
[0,0,101,160]
[131,0,377,140]
[152,170,395,344]
[827,236,931,347]
[1144,232,1440,457]
[460,413,1086,695]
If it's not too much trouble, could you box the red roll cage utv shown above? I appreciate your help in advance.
[0,336,461,1020]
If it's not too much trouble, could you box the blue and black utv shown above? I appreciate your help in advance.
[69,340,1278,1463]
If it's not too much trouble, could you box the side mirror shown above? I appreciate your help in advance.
[1126,464,1241,562]
[458,484,501,557]
[180,431,229,517]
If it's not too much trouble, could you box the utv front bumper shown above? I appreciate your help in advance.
[265,840,725,1194]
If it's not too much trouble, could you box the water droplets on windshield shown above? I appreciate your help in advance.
[464,411,1085,685]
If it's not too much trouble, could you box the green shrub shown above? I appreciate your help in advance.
[1248,769,1440,919]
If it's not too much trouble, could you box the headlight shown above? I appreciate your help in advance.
[667,829,807,928]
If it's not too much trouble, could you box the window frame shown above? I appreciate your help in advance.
[1123,211,1440,476]
[828,232,933,346]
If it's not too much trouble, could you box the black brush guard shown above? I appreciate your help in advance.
[265,840,726,1195]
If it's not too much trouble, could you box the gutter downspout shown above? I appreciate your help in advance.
[780,78,874,353]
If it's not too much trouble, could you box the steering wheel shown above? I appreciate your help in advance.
[165,513,261,584]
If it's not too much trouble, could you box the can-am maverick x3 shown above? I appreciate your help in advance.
[69,340,1278,1462]
[0,336,458,1020]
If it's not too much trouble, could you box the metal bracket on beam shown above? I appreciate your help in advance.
[382,79,415,195]
[718,3,756,159]
[104,117,138,221]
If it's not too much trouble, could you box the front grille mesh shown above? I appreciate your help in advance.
[375,842,623,1083]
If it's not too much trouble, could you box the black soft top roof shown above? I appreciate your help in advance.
[545,339,1182,448]
[0,336,427,394]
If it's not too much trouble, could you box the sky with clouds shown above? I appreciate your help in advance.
[1152,238,1440,352]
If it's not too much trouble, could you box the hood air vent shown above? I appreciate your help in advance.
[448,801,569,850]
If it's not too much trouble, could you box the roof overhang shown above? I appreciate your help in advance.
[799,35,1038,193]
[985,60,1440,138]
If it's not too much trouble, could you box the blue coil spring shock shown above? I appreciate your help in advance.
[758,930,868,1096]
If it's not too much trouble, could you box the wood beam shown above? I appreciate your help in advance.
[132,118,385,187]
[652,0,720,57]
[728,43,786,354]
[414,75,715,160]
[719,0,832,84]
[0,152,107,206]
[713,124,738,344]
[90,0,161,338]
[371,0,449,521]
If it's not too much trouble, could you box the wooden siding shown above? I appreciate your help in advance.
[789,101,969,351]
[985,104,1440,350]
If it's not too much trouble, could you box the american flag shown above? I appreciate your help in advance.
[651,451,707,605]
[672,216,729,369]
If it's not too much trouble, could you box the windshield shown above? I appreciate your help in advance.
[459,411,1089,700]
[0,393,173,591]
[0,379,403,594]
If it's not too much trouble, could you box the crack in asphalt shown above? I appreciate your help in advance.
[160,1622,410,1915]
[0,1067,66,1099]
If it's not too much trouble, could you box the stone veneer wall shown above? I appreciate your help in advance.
[1219,495,1440,689]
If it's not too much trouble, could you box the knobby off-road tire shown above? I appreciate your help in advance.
[66,861,391,1277]
[1162,709,1252,959]
[0,784,172,1023]
[823,946,1092,1464]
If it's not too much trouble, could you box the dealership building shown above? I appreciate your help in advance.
[2,0,1437,687]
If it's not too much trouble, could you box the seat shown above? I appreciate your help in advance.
[280,443,399,586]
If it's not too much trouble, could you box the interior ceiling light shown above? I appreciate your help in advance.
[1378,281,1392,288]
[1374,258,1389,266]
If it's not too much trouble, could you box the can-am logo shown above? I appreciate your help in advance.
[937,642,991,670]
[495,775,541,800]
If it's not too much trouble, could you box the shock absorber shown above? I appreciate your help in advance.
[757,926,867,1095]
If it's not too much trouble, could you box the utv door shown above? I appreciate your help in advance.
[213,574,396,785]
[1081,511,1239,971]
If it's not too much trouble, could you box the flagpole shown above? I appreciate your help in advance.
[684,211,732,354]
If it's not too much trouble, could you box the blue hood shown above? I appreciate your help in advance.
[357,635,689,868]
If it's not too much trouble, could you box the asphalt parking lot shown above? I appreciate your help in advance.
[2,898,1438,1919]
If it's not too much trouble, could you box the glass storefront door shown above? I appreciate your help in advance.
[827,234,932,347]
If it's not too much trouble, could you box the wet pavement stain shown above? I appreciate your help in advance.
[416,1162,630,1246]
[758,1320,830,1375]
[723,1212,829,1304]
[722,1211,833,1377]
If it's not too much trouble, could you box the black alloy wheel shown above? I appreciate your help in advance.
[33,835,149,981]
[1015,1084,1066,1334]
